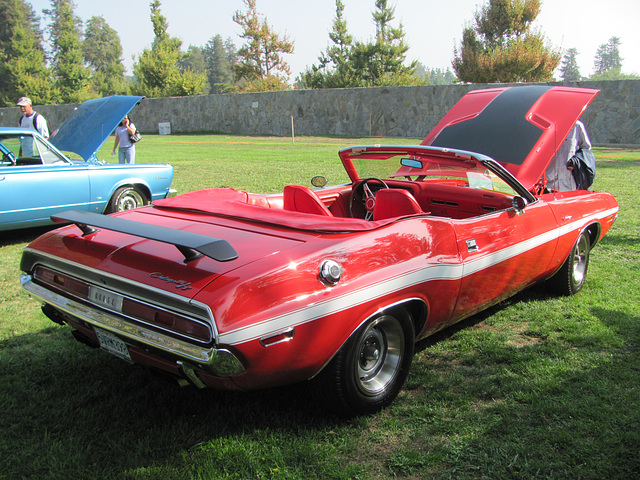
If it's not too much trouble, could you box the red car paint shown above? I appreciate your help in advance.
[20,86,618,415]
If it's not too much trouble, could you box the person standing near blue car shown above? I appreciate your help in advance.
[111,115,136,164]
[17,96,49,139]
[17,96,50,157]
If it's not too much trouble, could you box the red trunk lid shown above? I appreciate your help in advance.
[29,208,304,298]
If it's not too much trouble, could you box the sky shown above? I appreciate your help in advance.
[27,0,640,80]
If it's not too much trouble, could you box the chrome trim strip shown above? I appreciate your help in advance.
[50,276,213,345]
[22,274,214,364]
[21,248,219,341]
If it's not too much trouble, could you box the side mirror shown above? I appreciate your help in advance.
[311,175,328,188]
[512,196,527,214]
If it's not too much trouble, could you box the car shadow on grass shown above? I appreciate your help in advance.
[392,303,640,479]
[597,232,640,249]
[2,283,625,478]
[414,284,554,354]
[0,324,345,478]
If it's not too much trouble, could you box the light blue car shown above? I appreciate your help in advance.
[0,95,175,231]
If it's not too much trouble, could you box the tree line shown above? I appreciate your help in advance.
[0,0,636,107]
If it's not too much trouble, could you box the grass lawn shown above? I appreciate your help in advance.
[1,135,638,479]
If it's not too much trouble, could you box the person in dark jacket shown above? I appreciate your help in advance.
[545,120,593,191]
[567,146,596,190]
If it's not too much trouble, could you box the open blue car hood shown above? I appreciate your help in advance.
[50,95,144,162]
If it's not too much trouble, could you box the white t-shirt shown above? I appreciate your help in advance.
[20,112,50,138]
[115,123,136,148]
[19,112,50,157]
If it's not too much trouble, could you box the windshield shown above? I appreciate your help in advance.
[340,145,520,196]
[0,134,69,166]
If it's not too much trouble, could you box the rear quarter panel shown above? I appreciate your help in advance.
[87,164,174,213]
[195,217,462,390]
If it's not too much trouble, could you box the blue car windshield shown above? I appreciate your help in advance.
[0,133,69,166]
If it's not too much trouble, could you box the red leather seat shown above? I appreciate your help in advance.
[373,188,424,220]
[283,185,333,216]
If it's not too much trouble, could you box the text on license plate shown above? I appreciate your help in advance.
[94,327,132,363]
[88,285,123,311]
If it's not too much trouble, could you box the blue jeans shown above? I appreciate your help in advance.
[118,145,135,164]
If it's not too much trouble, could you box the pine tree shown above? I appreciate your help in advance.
[559,48,581,82]
[302,0,354,88]
[203,35,235,93]
[232,0,294,92]
[0,0,51,106]
[594,37,622,75]
[132,0,205,97]
[426,67,456,85]
[325,0,352,70]
[452,0,561,83]
[45,0,90,103]
[83,16,127,96]
[302,0,420,88]
[361,0,418,86]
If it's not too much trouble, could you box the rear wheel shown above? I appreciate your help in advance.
[107,186,148,213]
[548,231,590,296]
[317,309,414,416]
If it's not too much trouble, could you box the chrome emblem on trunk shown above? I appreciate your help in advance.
[150,272,193,290]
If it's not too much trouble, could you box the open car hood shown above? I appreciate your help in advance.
[50,95,144,162]
[421,85,599,191]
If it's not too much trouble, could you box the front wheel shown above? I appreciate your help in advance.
[106,186,148,213]
[548,231,591,296]
[317,309,415,416]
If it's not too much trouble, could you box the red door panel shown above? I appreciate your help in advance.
[451,202,558,319]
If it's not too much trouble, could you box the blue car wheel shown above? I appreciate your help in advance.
[107,186,148,213]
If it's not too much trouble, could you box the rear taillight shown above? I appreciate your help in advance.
[33,266,212,344]
[123,300,212,343]
[35,266,89,298]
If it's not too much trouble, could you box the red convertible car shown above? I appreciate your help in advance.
[20,86,618,415]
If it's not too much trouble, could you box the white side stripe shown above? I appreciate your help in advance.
[219,263,463,345]
[219,206,618,346]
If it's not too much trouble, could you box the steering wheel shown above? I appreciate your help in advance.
[349,178,389,220]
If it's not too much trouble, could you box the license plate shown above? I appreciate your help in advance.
[89,285,123,312]
[94,327,132,363]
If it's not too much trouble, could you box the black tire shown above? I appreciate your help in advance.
[317,309,415,416]
[548,230,590,296]
[106,186,148,213]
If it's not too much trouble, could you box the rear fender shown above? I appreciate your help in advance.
[311,298,428,380]
[101,180,152,213]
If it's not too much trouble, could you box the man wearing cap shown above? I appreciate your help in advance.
[16,96,50,158]
[17,96,49,139]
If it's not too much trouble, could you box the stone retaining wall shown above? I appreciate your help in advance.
[1,80,638,145]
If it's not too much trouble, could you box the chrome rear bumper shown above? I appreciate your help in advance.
[21,274,244,377]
